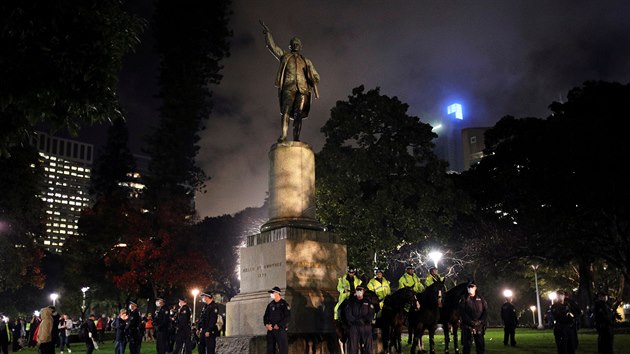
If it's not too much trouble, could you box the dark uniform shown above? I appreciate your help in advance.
[500,300,518,346]
[263,287,291,354]
[126,303,143,354]
[155,300,171,354]
[459,283,488,354]
[197,292,219,354]
[84,316,98,354]
[344,286,375,354]
[592,293,615,354]
[0,315,10,354]
[550,291,576,354]
[173,301,192,354]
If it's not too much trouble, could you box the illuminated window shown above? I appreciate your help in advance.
[447,103,463,120]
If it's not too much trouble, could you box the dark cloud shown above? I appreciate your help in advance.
[88,0,630,218]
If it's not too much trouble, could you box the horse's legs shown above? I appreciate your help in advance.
[452,324,459,354]
[443,323,450,354]
[429,331,436,354]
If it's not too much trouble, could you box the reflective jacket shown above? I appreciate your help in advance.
[398,273,424,293]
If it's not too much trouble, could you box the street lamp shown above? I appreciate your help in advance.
[531,265,544,329]
[50,293,59,307]
[191,288,200,326]
[81,287,89,319]
[548,291,557,304]
[503,289,513,299]
[428,251,443,269]
[529,305,537,325]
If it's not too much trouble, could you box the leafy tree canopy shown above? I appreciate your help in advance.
[316,85,469,273]
[0,0,145,156]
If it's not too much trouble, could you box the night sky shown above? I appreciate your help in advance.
[81,0,630,218]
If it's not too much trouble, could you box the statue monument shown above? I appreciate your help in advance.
[260,20,320,143]
[219,22,344,354]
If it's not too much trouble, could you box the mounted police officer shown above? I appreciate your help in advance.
[398,264,424,343]
[335,266,362,321]
[173,296,192,354]
[344,285,375,354]
[197,291,219,354]
[126,300,142,354]
[367,269,391,311]
[154,296,170,354]
[424,267,445,288]
[263,286,291,354]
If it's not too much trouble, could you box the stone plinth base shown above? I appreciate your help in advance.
[217,334,339,354]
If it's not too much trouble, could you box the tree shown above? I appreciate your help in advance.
[0,145,45,292]
[144,0,232,200]
[89,118,136,200]
[459,81,630,309]
[0,0,145,156]
[316,85,468,272]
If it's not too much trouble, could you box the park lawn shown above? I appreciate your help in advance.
[404,327,630,354]
[18,329,630,353]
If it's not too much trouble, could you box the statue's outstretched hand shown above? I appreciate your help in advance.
[259,20,270,34]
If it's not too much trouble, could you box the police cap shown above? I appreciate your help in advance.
[268,286,282,294]
[200,290,213,298]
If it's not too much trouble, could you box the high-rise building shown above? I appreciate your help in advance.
[462,127,489,170]
[31,132,93,253]
[433,103,465,173]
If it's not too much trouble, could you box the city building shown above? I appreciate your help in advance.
[31,132,93,253]
[433,103,465,173]
[462,127,489,170]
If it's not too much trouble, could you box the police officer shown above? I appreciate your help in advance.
[459,282,488,354]
[197,291,219,354]
[334,266,362,320]
[126,300,143,354]
[154,296,170,354]
[263,286,291,354]
[500,296,518,347]
[173,297,192,354]
[550,290,576,354]
[344,285,375,354]
[424,267,445,288]
[367,269,391,311]
[398,265,424,293]
[592,291,615,354]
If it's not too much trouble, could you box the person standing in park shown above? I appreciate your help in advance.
[0,314,11,354]
[197,291,219,354]
[263,286,291,354]
[126,300,142,354]
[592,291,616,354]
[113,309,128,354]
[173,297,192,354]
[36,307,54,354]
[58,314,72,354]
[334,266,362,321]
[154,297,170,354]
[260,20,320,143]
[459,282,488,354]
[550,290,577,354]
[500,296,518,347]
[81,314,97,354]
[344,285,375,354]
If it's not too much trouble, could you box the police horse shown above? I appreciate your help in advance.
[334,289,380,354]
[408,280,445,354]
[440,283,469,354]
[378,287,416,354]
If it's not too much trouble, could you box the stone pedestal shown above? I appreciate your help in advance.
[262,141,323,232]
[226,227,345,336]
[224,142,346,354]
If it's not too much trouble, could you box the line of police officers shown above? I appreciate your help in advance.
[116,290,220,354]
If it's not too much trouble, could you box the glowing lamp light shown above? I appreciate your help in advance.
[503,289,513,298]
[447,103,463,120]
[549,291,557,303]
[428,251,443,269]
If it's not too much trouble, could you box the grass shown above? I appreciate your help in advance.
[401,327,630,354]
[19,328,630,353]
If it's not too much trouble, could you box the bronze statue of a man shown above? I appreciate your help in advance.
[261,21,320,143]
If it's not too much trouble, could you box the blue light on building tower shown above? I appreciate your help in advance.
[447,103,463,120]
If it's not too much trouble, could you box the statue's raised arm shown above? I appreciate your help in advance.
[259,20,320,143]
